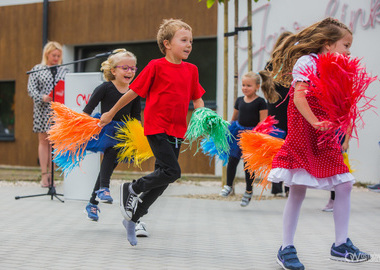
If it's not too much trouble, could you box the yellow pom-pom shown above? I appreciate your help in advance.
[114,118,153,168]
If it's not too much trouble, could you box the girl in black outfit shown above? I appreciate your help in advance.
[83,49,141,221]
[219,71,272,207]
[266,31,293,197]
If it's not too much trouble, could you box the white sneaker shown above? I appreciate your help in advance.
[135,221,149,237]
[220,185,232,197]
[322,199,334,212]
[240,191,253,207]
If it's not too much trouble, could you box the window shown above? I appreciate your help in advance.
[0,81,15,141]
[75,38,217,108]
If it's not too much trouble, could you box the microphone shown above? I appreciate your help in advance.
[50,66,58,77]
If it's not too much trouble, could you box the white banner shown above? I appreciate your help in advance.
[63,72,103,200]
[217,0,380,182]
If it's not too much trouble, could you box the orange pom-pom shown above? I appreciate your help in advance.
[239,130,284,196]
[47,102,102,156]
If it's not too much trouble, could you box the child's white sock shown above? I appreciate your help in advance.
[122,219,137,246]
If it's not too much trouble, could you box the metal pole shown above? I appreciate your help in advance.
[247,0,253,72]
[42,0,49,48]
[234,0,238,103]
[222,0,229,186]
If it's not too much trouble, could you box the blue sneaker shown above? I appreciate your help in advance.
[277,245,305,270]
[367,183,380,192]
[331,238,371,262]
[95,188,113,204]
[85,203,100,221]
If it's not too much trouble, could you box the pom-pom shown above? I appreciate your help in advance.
[253,116,285,138]
[299,53,377,142]
[113,117,153,167]
[53,149,86,176]
[185,107,232,154]
[239,131,284,195]
[200,137,229,166]
[342,152,353,173]
[52,115,122,176]
[48,102,101,157]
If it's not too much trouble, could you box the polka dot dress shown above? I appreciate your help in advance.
[269,54,352,189]
[27,64,68,133]
[271,89,349,178]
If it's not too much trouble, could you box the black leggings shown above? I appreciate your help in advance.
[89,147,118,205]
[226,156,253,192]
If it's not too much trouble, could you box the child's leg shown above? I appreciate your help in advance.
[99,147,118,188]
[282,185,307,249]
[226,156,240,187]
[333,181,353,246]
[131,134,181,194]
[244,166,253,192]
[89,173,100,205]
[271,182,284,195]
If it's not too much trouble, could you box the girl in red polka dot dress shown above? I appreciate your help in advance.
[268,18,371,270]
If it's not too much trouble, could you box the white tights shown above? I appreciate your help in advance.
[282,182,353,249]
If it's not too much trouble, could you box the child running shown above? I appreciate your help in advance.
[83,49,141,221]
[219,71,269,206]
[99,19,205,246]
[269,17,371,269]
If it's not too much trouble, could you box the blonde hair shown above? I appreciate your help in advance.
[157,18,192,55]
[100,48,137,81]
[243,71,277,103]
[271,17,352,87]
[41,41,63,65]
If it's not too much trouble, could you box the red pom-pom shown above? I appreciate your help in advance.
[299,53,377,141]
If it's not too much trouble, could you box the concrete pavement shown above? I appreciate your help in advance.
[1,178,380,270]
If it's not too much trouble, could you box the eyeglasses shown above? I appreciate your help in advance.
[115,65,138,72]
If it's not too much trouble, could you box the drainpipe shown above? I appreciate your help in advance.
[42,0,49,48]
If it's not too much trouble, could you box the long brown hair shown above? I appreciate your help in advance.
[270,17,352,87]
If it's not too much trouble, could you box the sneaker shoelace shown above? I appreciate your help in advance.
[90,206,99,214]
[126,194,142,212]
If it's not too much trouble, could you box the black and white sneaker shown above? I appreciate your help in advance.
[120,183,141,220]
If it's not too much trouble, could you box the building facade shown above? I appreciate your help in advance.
[0,0,218,174]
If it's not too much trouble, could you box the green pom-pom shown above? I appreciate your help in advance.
[185,107,231,154]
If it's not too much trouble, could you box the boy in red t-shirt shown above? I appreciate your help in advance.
[100,19,205,246]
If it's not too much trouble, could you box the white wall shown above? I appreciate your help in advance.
[0,0,60,7]
[216,0,380,183]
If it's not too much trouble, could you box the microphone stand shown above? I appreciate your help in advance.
[15,51,113,202]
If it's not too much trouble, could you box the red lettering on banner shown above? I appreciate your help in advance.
[234,0,377,73]
[76,94,91,106]
[326,0,380,32]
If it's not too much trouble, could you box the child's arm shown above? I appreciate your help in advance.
[341,125,352,152]
[294,82,330,131]
[231,109,239,122]
[342,134,350,152]
[259,109,268,122]
[99,90,138,127]
[193,98,204,110]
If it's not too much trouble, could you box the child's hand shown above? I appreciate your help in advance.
[312,120,331,131]
[99,112,112,127]
[341,139,349,152]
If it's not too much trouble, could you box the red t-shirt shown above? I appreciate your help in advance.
[130,58,205,138]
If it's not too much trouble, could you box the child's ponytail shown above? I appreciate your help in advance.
[258,70,279,103]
